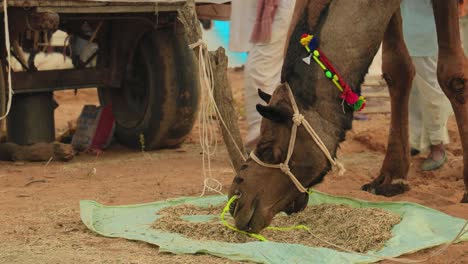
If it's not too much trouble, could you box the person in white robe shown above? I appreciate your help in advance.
[229,0,296,150]
[401,0,453,171]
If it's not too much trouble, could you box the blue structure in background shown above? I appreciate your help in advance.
[203,20,248,67]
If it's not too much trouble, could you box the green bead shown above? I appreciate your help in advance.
[325,70,333,79]
[313,50,320,57]
[353,99,364,111]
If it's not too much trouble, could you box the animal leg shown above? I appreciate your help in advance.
[362,9,415,196]
[432,0,468,203]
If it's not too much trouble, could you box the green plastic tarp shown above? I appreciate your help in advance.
[80,191,468,264]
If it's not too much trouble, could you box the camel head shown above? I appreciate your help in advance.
[228,84,335,233]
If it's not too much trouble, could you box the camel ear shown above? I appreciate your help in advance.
[257,89,272,103]
[256,104,292,123]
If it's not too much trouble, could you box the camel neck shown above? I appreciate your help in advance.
[281,1,401,187]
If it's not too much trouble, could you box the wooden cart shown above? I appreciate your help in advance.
[0,0,229,149]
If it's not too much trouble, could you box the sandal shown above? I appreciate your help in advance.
[421,150,447,171]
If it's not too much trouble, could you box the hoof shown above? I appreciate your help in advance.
[461,192,468,203]
[361,183,376,193]
[361,183,409,197]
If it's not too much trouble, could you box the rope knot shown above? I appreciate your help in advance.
[333,160,346,176]
[292,113,305,126]
[188,39,207,49]
[279,163,291,174]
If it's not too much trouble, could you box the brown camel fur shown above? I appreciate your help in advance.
[228,0,468,233]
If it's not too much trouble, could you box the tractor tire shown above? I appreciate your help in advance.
[99,26,199,150]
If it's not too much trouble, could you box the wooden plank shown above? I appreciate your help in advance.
[37,4,181,13]
[361,83,389,98]
[361,96,390,113]
[362,91,389,98]
[361,84,388,92]
[1,0,229,8]
[1,0,229,13]
[196,3,230,20]
[12,68,112,93]
[361,105,391,114]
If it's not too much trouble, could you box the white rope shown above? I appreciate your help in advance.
[0,0,13,120]
[250,151,308,193]
[189,40,247,162]
[190,39,220,196]
[190,39,247,196]
[250,82,345,193]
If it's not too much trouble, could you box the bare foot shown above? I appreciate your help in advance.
[430,144,446,161]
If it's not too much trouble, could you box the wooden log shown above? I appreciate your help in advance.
[0,142,74,162]
[179,3,246,173]
[209,47,247,174]
[0,122,5,143]
[0,59,6,142]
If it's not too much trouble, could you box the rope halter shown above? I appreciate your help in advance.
[250,82,346,193]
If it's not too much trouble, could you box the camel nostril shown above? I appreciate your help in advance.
[233,176,244,184]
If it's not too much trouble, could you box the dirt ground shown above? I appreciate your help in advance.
[0,69,467,264]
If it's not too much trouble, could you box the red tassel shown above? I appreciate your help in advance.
[340,86,359,105]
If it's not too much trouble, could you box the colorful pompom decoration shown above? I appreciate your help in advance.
[299,34,366,112]
[300,33,319,53]
[353,96,366,111]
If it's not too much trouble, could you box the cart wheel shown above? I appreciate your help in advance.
[99,27,199,150]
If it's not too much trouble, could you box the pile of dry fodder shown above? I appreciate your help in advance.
[152,203,401,252]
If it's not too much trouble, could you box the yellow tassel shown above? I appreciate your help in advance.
[300,34,313,47]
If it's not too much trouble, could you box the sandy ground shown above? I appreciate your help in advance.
[0,69,467,264]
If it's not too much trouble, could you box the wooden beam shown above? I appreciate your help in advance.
[37,4,182,14]
[1,1,229,14]
[196,4,230,20]
[12,68,112,93]
[0,1,186,13]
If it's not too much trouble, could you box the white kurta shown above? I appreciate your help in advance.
[229,0,256,52]
[401,0,438,57]
[409,57,452,151]
[243,0,296,146]
[401,0,453,151]
[461,16,468,56]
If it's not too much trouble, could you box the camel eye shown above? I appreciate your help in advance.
[233,177,244,184]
